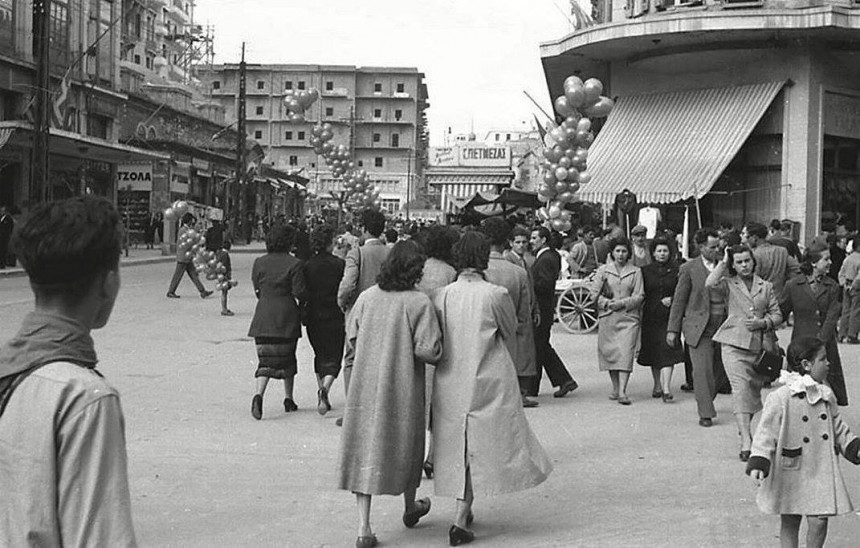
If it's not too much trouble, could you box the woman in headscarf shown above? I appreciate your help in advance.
[432,231,552,546]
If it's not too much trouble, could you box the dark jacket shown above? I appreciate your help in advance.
[303,251,345,327]
[248,252,308,339]
[639,261,684,366]
[668,257,724,347]
[531,248,561,315]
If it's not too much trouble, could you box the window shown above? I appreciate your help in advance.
[325,107,333,116]
[325,81,334,91]
[373,109,382,118]
[212,81,220,90]
[285,131,293,140]
[395,109,402,120]
[396,83,404,93]
[297,131,305,140]
[298,81,306,90]
[374,83,382,92]
[285,81,293,90]
[391,134,399,148]
[86,114,110,139]
[254,130,262,139]
[358,160,363,167]
[257,81,265,90]
[145,53,154,69]
[506,133,511,141]
[495,134,500,142]
[134,54,141,65]
[373,133,381,143]
[255,106,264,115]
[374,157,383,167]
[289,156,298,166]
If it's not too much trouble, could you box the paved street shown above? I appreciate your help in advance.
[3,254,860,547]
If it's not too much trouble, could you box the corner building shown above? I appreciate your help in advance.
[197,65,429,215]
[540,1,860,243]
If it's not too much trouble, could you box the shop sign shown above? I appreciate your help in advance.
[824,92,860,140]
[117,163,153,191]
[429,145,511,168]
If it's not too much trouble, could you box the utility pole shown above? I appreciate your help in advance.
[233,42,246,237]
[30,0,51,204]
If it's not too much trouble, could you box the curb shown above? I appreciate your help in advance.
[1,256,177,280]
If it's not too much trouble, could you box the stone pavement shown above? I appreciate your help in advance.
[2,254,860,547]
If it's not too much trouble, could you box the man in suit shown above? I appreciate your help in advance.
[0,205,13,268]
[336,209,390,419]
[667,227,726,427]
[529,226,578,398]
[481,218,538,408]
[742,221,799,299]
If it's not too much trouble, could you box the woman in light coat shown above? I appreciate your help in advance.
[589,236,645,405]
[706,244,783,461]
[433,232,552,547]
[336,241,443,548]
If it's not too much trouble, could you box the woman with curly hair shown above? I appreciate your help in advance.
[432,232,552,546]
[303,224,345,415]
[247,222,308,420]
[336,240,443,548]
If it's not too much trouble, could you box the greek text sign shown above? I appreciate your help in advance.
[117,163,154,191]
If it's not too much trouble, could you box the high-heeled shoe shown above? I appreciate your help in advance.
[251,394,262,420]
[403,497,431,528]
[449,525,475,546]
[423,459,434,479]
[355,534,377,548]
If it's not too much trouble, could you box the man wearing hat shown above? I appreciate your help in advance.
[630,224,651,268]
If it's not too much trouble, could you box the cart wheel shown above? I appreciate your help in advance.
[556,285,598,334]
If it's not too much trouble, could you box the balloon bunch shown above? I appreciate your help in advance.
[284,88,320,122]
[163,200,189,222]
[176,229,239,292]
[536,76,614,232]
[309,123,380,210]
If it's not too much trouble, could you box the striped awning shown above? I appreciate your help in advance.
[578,81,786,206]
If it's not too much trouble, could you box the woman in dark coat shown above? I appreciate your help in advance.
[638,237,685,401]
[779,241,848,406]
[248,223,308,420]
[303,225,345,416]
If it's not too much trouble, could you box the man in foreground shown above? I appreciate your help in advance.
[0,196,137,546]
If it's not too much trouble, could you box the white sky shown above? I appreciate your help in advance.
[194,0,579,145]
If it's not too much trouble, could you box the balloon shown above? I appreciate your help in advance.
[554,96,576,118]
[560,210,572,222]
[582,78,603,106]
[567,182,580,194]
[175,201,189,215]
[320,130,333,141]
[230,280,239,288]
[563,76,584,91]
[554,180,569,193]
[322,122,333,132]
[576,118,592,133]
[206,272,217,281]
[163,208,177,221]
[586,96,615,118]
[536,207,550,221]
[579,171,592,185]
[565,85,585,109]
[563,114,581,128]
[548,204,561,219]
[554,167,568,181]
[551,218,566,231]
[558,157,571,169]
[542,170,557,184]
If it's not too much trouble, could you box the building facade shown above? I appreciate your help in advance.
[197,64,429,215]
[540,0,860,243]
[426,141,515,216]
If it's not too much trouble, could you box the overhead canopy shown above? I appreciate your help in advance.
[578,81,786,206]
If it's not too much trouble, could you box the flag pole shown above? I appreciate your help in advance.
[523,91,555,123]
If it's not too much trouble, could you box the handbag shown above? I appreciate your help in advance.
[753,330,784,381]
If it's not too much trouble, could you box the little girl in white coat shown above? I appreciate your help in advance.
[747,336,860,547]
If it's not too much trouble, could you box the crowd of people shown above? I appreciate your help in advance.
[4,196,860,547]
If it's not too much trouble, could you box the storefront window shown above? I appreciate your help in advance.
[821,136,860,232]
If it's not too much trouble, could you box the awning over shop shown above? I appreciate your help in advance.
[0,121,170,163]
[578,81,786,206]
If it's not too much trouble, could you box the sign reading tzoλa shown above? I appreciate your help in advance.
[117,163,154,191]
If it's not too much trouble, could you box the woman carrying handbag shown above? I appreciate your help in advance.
[705,244,783,462]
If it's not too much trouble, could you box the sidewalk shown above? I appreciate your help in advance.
[0,240,268,280]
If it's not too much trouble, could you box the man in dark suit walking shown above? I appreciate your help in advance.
[667,228,726,427]
[529,226,578,398]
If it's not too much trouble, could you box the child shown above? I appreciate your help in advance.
[747,336,860,547]
[218,240,234,316]
[0,196,137,545]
